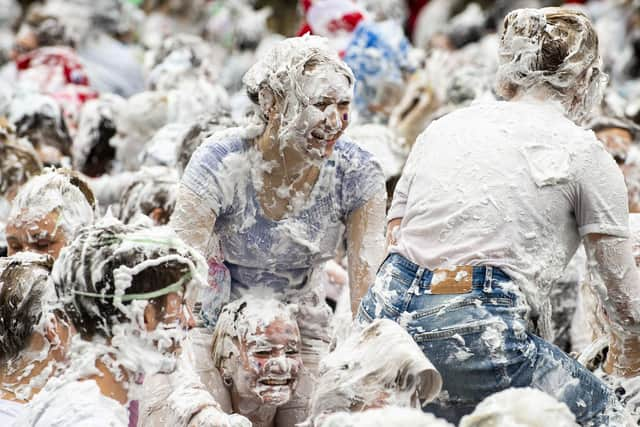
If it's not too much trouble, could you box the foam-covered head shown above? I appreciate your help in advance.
[145,33,221,91]
[0,252,53,362]
[496,8,607,123]
[175,114,237,176]
[73,95,124,177]
[243,35,354,158]
[0,120,42,199]
[319,407,454,427]
[110,91,168,171]
[6,170,94,259]
[310,319,442,420]
[9,92,72,165]
[52,220,204,339]
[459,388,578,427]
[212,295,302,408]
[119,166,179,226]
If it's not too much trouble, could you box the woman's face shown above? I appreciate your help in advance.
[281,62,353,160]
[5,209,67,259]
[228,316,302,408]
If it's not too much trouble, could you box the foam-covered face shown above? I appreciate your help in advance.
[143,291,195,356]
[230,317,302,407]
[281,63,352,160]
[6,209,66,259]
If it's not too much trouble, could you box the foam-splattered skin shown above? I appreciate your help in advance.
[210,296,303,427]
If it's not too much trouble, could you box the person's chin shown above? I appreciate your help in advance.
[259,385,293,406]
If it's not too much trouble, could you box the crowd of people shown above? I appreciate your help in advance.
[1,0,640,426]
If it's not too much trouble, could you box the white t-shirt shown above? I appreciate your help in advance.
[0,399,24,426]
[389,99,628,332]
[14,379,128,427]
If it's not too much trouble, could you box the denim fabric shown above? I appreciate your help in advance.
[357,253,625,426]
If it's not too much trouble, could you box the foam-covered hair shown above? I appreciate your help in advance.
[211,295,299,369]
[496,8,607,123]
[0,120,42,196]
[8,169,95,237]
[52,219,206,339]
[0,252,54,361]
[310,319,442,419]
[242,35,354,121]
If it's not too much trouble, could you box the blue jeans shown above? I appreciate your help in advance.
[357,253,625,426]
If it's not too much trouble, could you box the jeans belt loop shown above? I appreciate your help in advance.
[410,267,425,296]
[483,266,493,293]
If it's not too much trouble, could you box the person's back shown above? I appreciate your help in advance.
[391,98,626,322]
[358,7,638,425]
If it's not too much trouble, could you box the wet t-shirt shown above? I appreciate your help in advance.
[15,379,128,427]
[182,128,384,297]
[389,99,628,327]
[0,399,23,425]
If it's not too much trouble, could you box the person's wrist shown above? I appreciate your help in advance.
[187,403,226,427]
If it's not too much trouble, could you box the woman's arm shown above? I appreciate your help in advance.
[584,234,640,377]
[346,190,387,317]
[171,184,220,261]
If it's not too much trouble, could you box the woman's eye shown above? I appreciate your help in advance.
[314,102,329,110]
[35,240,51,249]
[253,350,272,357]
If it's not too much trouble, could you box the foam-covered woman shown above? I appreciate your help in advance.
[171,35,386,422]
[358,7,636,425]
[5,169,95,259]
[140,296,300,427]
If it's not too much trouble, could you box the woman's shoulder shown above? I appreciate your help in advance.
[193,128,250,165]
[196,127,251,159]
[332,136,381,169]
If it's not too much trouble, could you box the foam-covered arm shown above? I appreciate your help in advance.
[346,190,386,317]
[585,234,640,376]
[170,184,220,260]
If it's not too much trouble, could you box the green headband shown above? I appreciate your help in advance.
[71,272,192,302]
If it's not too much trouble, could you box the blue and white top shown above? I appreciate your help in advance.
[182,128,384,298]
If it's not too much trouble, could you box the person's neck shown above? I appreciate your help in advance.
[230,388,277,427]
[256,121,313,184]
[0,339,57,403]
[86,358,131,405]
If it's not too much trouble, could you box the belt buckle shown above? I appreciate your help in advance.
[430,266,474,295]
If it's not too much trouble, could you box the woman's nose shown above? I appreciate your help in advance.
[266,354,288,374]
[324,104,340,130]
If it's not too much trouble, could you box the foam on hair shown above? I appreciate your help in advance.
[496,8,607,123]
[8,170,95,237]
[211,295,298,369]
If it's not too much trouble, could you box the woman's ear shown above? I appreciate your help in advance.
[258,86,277,118]
[143,302,159,331]
[44,316,61,346]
